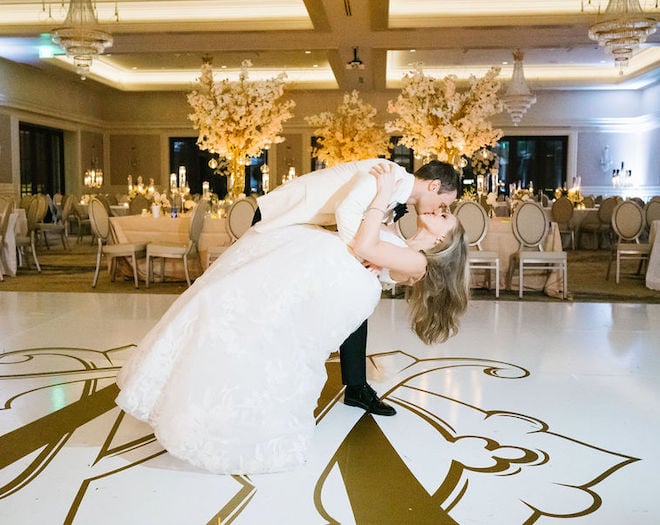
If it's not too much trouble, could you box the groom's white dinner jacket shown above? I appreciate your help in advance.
[254,159,413,244]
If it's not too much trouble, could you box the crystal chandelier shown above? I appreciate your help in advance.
[84,146,103,189]
[588,0,657,73]
[501,50,536,126]
[51,0,113,80]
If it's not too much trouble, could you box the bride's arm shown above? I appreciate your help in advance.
[351,171,426,281]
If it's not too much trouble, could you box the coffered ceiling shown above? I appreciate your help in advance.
[0,0,658,92]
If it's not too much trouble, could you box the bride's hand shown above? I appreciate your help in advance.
[370,164,396,199]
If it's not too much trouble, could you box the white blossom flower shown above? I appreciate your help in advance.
[385,66,503,164]
[305,90,390,166]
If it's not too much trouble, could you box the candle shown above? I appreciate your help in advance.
[202,181,210,200]
[178,166,187,193]
[170,173,177,192]
[127,175,133,193]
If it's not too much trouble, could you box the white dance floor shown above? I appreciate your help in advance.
[0,292,658,524]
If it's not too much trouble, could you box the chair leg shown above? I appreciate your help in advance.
[30,233,41,272]
[606,249,613,281]
[145,255,151,287]
[519,260,524,299]
[183,255,191,287]
[131,254,139,288]
[616,252,620,284]
[92,246,102,287]
[495,260,500,298]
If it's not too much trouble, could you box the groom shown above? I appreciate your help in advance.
[252,158,459,416]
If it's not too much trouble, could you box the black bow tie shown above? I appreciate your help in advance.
[393,202,408,222]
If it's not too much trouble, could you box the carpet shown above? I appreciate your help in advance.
[2,239,659,303]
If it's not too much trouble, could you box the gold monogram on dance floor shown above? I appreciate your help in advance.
[0,346,637,524]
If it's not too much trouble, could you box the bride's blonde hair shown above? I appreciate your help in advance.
[407,222,470,344]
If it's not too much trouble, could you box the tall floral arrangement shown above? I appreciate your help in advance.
[305,90,390,167]
[385,66,503,165]
[471,147,499,178]
[187,60,296,197]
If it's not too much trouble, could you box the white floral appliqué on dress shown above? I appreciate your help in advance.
[116,225,382,474]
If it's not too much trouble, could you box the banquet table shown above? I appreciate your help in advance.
[471,217,565,298]
[646,220,660,290]
[1,208,28,277]
[109,213,232,282]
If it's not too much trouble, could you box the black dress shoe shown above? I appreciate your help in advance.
[344,383,396,416]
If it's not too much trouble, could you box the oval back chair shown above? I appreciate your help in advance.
[455,200,500,297]
[551,196,575,249]
[88,197,147,288]
[146,199,208,288]
[226,198,257,242]
[606,200,650,284]
[509,201,567,299]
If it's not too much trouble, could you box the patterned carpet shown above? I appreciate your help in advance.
[2,237,659,303]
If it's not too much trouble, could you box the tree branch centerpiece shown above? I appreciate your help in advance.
[385,66,503,168]
[305,90,390,167]
[187,59,295,198]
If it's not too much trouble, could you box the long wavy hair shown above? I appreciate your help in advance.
[407,222,470,344]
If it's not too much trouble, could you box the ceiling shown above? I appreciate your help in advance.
[0,0,659,93]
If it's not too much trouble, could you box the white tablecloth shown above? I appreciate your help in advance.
[109,213,231,281]
[1,208,27,277]
[471,217,565,297]
[646,220,660,290]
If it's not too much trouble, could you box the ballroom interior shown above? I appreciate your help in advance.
[1,1,660,524]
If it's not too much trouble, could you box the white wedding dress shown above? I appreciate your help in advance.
[115,224,389,474]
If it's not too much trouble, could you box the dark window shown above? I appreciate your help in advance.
[309,136,413,172]
[19,123,65,196]
[498,136,568,197]
[169,138,268,198]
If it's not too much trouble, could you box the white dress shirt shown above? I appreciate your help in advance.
[255,159,413,245]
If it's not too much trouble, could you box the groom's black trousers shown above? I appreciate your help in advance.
[251,206,368,387]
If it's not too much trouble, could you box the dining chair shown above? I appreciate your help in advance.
[205,197,256,268]
[551,196,575,250]
[455,200,500,297]
[146,199,208,287]
[36,194,69,250]
[606,200,650,284]
[129,194,151,215]
[69,201,92,244]
[508,201,567,299]
[0,197,15,281]
[15,196,43,272]
[582,195,596,208]
[579,196,619,249]
[88,197,147,288]
[644,199,660,229]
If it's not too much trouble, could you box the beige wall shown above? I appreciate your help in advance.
[109,134,162,189]
[0,113,11,184]
[1,56,658,199]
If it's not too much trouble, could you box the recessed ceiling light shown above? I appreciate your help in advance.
[410,49,416,53]
[305,50,311,54]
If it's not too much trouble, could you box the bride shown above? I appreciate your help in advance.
[115,170,469,475]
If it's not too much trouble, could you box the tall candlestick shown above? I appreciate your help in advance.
[178,166,187,193]
[170,173,177,193]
